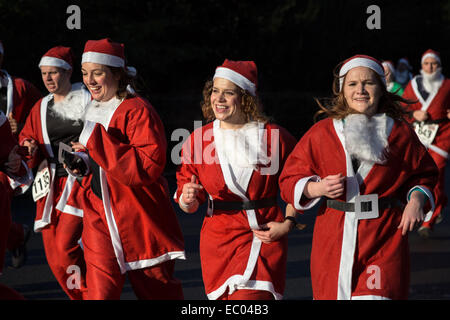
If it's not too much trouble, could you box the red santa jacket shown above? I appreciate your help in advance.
[1,69,42,129]
[402,76,450,160]
[77,94,185,273]
[175,120,297,299]
[279,115,438,300]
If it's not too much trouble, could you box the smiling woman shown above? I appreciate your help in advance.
[279,54,439,300]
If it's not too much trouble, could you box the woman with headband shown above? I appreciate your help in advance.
[70,38,185,299]
[175,59,297,300]
[279,54,438,300]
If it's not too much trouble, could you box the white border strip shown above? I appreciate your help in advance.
[82,51,124,67]
[214,67,256,96]
[339,57,386,90]
[39,56,72,70]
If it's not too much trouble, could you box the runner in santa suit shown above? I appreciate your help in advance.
[70,38,185,300]
[0,40,42,268]
[0,111,28,299]
[19,46,90,299]
[175,59,297,300]
[402,49,450,238]
[279,55,438,300]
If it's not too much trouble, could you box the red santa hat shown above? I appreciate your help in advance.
[339,54,386,90]
[213,59,257,96]
[0,41,4,56]
[38,46,73,70]
[82,38,125,68]
[421,49,441,65]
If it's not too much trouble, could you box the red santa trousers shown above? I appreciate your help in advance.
[82,188,184,300]
[40,176,87,300]
[217,289,274,300]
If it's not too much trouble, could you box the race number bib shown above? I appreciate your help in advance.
[413,122,439,147]
[32,160,51,202]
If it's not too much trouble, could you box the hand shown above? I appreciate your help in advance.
[8,113,18,134]
[22,139,38,157]
[447,109,450,120]
[304,173,345,199]
[5,145,22,175]
[398,191,425,236]
[70,141,86,152]
[181,175,203,206]
[413,110,429,122]
[253,221,291,243]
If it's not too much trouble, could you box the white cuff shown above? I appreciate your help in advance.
[293,175,322,210]
[178,193,193,209]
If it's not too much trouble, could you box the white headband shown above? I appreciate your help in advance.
[39,56,72,70]
[81,51,124,67]
[421,52,441,65]
[339,57,386,90]
[213,67,256,96]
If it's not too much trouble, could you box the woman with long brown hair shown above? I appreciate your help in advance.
[175,59,297,300]
[279,54,438,300]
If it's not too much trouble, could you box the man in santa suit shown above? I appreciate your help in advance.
[70,38,185,299]
[0,111,28,299]
[279,55,438,300]
[402,49,450,237]
[19,46,90,299]
[0,40,42,269]
[176,59,297,300]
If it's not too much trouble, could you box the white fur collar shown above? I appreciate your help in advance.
[83,96,122,129]
[344,113,389,164]
[49,84,87,121]
[214,121,270,170]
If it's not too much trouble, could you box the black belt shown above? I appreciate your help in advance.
[326,197,403,212]
[415,118,448,125]
[210,197,277,211]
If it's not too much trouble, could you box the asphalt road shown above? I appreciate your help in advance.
[1,170,450,300]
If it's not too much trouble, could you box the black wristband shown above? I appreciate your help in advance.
[284,216,297,229]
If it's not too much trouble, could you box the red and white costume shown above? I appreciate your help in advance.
[0,69,42,130]
[19,82,90,299]
[0,113,26,299]
[280,55,438,300]
[402,50,450,228]
[18,46,90,300]
[280,115,438,300]
[176,120,296,299]
[77,94,185,298]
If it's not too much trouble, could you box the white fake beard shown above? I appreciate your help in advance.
[344,113,389,164]
[83,96,122,128]
[421,68,443,93]
[50,88,85,123]
[214,121,270,170]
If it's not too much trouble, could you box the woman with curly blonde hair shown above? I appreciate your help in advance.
[175,59,297,300]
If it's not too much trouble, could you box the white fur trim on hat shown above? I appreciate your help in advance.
[81,51,124,67]
[339,57,386,90]
[213,67,256,96]
[421,52,441,65]
[39,56,72,70]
